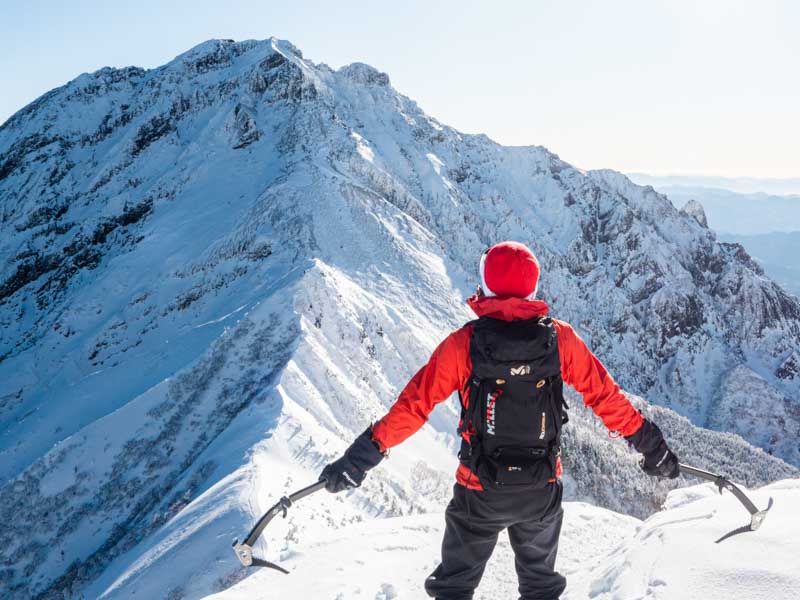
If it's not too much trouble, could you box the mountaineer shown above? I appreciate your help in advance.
[320,240,679,600]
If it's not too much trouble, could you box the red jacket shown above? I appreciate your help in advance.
[371,294,644,490]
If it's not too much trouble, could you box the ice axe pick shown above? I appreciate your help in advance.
[678,463,773,543]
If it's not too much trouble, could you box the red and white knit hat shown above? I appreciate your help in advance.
[479,241,540,299]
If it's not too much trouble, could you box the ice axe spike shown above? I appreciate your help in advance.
[232,479,328,573]
[678,463,773,543]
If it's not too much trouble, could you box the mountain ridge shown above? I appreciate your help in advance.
[1,37,799,598]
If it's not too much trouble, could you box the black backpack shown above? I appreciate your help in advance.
[457,316,568,489]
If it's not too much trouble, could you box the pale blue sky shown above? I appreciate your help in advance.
[1,0,798,177]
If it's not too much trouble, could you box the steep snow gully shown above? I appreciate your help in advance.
[0,37,799,599]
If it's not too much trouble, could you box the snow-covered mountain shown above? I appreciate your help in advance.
[718,231,800,297]
[626,177,800,306]
[1,38,799,598]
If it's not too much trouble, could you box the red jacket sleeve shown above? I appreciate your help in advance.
[553,319,643,437]
[372,326,472,451]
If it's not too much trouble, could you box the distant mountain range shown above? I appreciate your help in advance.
[626,181,800,236]
[629,173,800,197]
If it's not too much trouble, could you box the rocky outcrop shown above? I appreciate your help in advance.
[681,198,708,227]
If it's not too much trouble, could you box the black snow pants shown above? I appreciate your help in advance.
[424,481,566,600]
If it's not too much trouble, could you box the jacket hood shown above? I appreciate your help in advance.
[466,293,550,321]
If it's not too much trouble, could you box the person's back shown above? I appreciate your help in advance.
[320,241,679,600]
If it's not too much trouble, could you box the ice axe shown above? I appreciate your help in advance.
[678,463,773,543]
[232,479,328,573]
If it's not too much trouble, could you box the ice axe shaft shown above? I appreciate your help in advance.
[678,464,759,514]
[232,479,327,572]
[678,463,773,542]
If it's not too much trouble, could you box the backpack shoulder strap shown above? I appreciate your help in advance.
[455,318,485,436]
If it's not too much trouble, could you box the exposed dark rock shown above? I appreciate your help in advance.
[187,41,233,75]
[259,52,286,72]
[0,198,152,307]
[338,62,391,87]
[131,114,177,156]
[0,134,68,182]
[719,242,764,275]
[231,105,260,149]
[0,253,62,303]
[14,202,69,232]
[776,352,800,380]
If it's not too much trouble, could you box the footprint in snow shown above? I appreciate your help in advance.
[375,582,398,599]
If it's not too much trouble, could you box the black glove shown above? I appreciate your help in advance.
[320,427,385,493]
[624,419,680,479]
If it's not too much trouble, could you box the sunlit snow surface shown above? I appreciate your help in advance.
[206,480,799,600]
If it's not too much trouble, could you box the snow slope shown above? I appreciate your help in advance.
[1,37,800,598]
[584,479,800,600]
[206,479,800,600]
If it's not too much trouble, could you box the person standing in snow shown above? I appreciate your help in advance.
[320,241,679,600]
